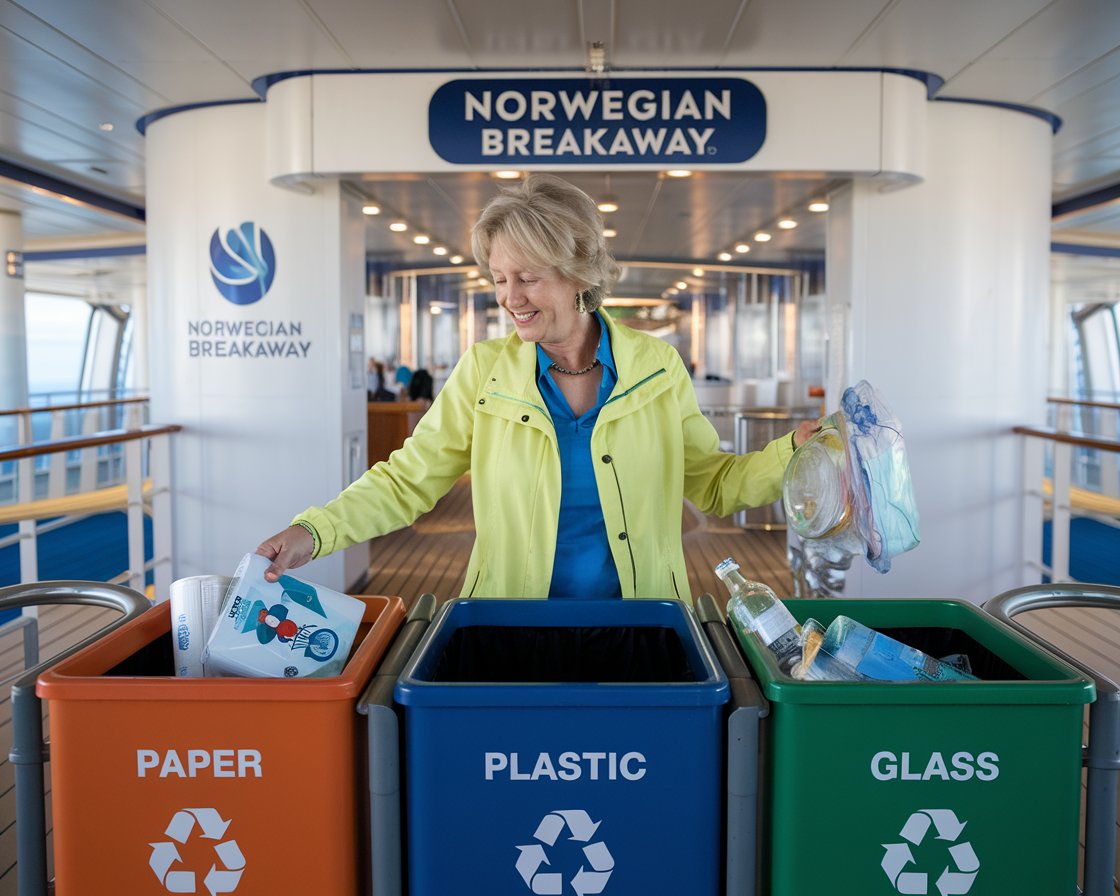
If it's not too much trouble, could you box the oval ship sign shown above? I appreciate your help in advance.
[428,77,766,165]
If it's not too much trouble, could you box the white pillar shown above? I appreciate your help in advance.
[827,102,1051,602]
[145,103,368,592]
[0,211,28,415]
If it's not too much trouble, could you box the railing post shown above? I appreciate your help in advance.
[46,410,66,498]
[1021,435,1043,583]
[151,433,173,601]
[17,519,37,585]
[14,412,40,594]
[1051,440,1072,583]
[79,405,100,491]
[125,438,146,594]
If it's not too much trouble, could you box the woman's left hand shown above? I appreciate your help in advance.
[793,419,820,448]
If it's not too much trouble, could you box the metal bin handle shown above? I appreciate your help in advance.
[0,580,151,896]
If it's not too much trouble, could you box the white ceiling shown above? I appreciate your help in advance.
[1,0,1119,301]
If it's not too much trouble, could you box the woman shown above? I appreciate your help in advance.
[256,175,816,601]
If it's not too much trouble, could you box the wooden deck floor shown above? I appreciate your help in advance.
[359,476,796,606]
[0,478,1116,895]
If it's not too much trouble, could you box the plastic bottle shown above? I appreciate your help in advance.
[797,614,978,682]
[714,557,801,675]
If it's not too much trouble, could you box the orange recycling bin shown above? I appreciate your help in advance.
[37,594,405,896]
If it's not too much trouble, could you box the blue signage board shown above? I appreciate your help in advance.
[429,77,766,165]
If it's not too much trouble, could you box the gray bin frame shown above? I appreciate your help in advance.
[983,584,1120,896]
[695,592,769,896]
[0,581,151,896]
[356,593,437,896]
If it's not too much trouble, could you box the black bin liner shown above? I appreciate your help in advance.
[878,626,1026,680]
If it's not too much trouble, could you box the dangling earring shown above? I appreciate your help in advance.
[575,291,589,314]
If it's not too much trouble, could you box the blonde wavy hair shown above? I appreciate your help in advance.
[471,174,620,313]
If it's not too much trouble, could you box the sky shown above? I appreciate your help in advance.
[23,293,89,396]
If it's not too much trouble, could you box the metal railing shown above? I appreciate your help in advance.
[1014,424,1120,584]
[0,423,181,597]
[0,396,150,501]
[984,584,1120,896]
[0,581,151,896]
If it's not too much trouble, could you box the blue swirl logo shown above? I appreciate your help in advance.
[208,222,276,305]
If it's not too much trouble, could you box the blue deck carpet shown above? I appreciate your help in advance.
[1043,518,1120,586]
[0,511,153,589]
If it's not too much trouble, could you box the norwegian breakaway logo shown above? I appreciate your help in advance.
[209,221,276,305]
[192,221,309,359]
[428,77,766,165]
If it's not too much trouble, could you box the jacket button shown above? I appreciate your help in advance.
[521,415,530,422]
[601,454,612,463]
[618,531,627,540]
[478,399,485,405]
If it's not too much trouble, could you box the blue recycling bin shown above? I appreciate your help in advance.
[394,598,729,896]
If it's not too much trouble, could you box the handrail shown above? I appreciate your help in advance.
[0,396,149,418]
[983,584,1119,896]
[1014,425,1120,584]
[0,423,182,462]
[1012,425,1120,453]
[1047,396,1120,412]
[0,424,179,596]
[0,581,151,896]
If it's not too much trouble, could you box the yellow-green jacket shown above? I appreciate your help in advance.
[295,313,795,602]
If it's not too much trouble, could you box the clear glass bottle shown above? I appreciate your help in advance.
[714,557,801,675]
[799,615,977,682]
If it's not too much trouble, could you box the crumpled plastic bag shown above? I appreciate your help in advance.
[835,380,920,572]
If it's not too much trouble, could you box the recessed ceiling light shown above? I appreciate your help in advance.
[808,200,830,213]
[675,280,688,290]
[778,218,798,230]
[451,255,464,264]
[597,198,619,213]
[389,220,408,232]
[362,204,381,216]
[718,252,733,262]
[603,227,617,238]
[492,170,523,180]
[692,267,704,277]
[432,246,448,255]
[753,231,772,242]
[735,243,751,253]
[664,169,693,178]
[414,234,431,245]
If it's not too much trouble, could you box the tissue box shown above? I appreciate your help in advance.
[203,553,365,678]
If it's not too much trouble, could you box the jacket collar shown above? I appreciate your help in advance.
[493,310,664,380]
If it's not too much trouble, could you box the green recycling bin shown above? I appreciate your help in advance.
[730,597,1094,896]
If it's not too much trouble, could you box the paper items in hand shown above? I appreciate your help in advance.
[203,553,365,678]
[169,575,232,677]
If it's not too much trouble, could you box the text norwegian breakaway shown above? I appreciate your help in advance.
[464,87,730,158]
[187,319,310,358]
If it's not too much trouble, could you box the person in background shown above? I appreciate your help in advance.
[407,368,434,407]
[257,175,817,601]
[366,359,395,402]
[393,364,412,401]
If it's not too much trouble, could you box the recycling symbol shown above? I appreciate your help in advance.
[516,809,614,896]
[881,808,979,895]
[149,807,246,895]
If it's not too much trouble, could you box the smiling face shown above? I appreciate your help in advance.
[489,239,584,347]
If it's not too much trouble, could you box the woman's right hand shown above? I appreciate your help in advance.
[255,525,314,582]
